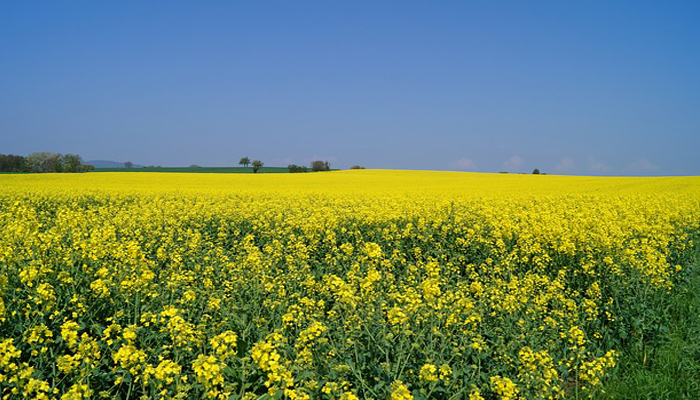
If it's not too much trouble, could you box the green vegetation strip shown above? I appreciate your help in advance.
[92,166,290,173]
[601,238,700,399]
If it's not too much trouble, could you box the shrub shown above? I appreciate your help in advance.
[288,164,308,173]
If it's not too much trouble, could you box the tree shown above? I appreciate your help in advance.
[61,154,83,172]
[27,152,62,173]
[311,160,330,172]
[532,168,541,175]
[252,160,263,173]
[0,154,28,172]
[349,165,365,169]
[239,157,251,168]
[124,161,133,169]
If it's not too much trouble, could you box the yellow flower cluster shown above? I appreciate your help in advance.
[0,170,699,399]
[490,375,520,400]
[419,364,438,381]
[251,333,295,396]
[390,380,414,400]
[210,330,238,359]
[518,347,560,399]
[192,354,226,395]
[60,322,81,350]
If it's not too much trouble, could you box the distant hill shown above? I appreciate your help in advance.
[85,160,143,168]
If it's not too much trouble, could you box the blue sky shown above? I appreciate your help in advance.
[2,1,699,175]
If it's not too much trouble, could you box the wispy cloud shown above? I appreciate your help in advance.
[627,157,659,173]
[554,157,575,174]
[587,156,609,173]
[452,157,476,170]
[503,155,524,171]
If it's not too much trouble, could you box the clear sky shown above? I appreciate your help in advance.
[2,1,699,175]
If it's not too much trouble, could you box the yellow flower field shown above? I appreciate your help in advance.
[1,170,699,399]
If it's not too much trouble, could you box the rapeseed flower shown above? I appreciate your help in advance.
[1,171,699,399]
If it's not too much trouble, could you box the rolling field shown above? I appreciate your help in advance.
[1,171,699,399]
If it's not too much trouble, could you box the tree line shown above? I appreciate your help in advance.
[238,157,335,173]
[287,160,331,173]
[0,152,94,173]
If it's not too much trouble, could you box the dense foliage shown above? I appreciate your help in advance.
[0,153,93,173]
[1,171,699,399]
[287,165,309,173]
